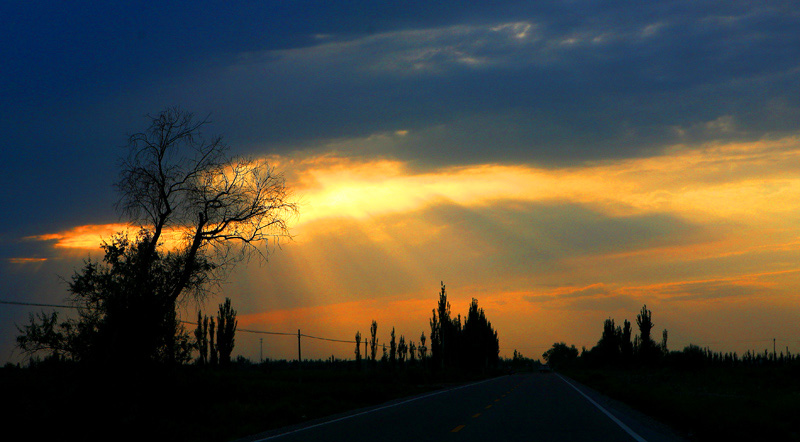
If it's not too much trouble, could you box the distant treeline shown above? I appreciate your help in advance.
[539,304,800,370]
[354,282,500,374]
[15,280,502,377]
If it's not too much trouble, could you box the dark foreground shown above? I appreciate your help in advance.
[1,362,490,442]
[565,365,800,442]
[9,361,786,442]
[240,371,687,442]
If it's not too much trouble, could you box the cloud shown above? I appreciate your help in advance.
[113,3,797,169]
[525,283,610,303]
[25,223,186,252]
[276,136,800,227]
[6,258,48,266]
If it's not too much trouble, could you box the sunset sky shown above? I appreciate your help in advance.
[3,1,800,363]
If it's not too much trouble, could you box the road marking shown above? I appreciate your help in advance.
[494,398,500,402]
[557,374,649,442]
[472,413,481,418]
[485,404,493,409]
[252,376,500,441]
[451,425,466,433]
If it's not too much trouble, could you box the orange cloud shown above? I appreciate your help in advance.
[27,223,186,251]
[280,136,800,229]
[7,257,48,264]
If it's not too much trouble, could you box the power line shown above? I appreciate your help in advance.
[1,299,356,344]
[301,333,356,344]
[0,300,81,309]
[4,299,798,347]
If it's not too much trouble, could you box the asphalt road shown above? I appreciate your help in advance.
[241,373,687,442]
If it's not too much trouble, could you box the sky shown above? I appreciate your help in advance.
[2,1,800,363]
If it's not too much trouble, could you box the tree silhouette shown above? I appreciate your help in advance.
[636,304,657,362]
[369,320,378,363]
[621,319,634,363]
[398,335,407,366]
[429,306,441,368]
[594,318,621,364]
[543,342,579,369]
[194,312,209,365]
[431,282,459,369]
[389,327,397,366]
[16,108,296,367]
[209,317,218,366]
[419,331,428,361]
[117,108,297,302]
[17,233,198,365]
[428,283,499,372]
[462,298,499,370]
[354,331,362,368]
[216,298,237,366]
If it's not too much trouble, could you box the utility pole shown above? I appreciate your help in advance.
[298,329,303,383]
[260,338,263,363]
[774,338,777,361]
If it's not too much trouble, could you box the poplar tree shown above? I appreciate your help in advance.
[194,312,209,365]
[354,331,362,367]
[216,298,237,366]
[389,327,397,366]
[209,317,218,365]
[369,320,378,363]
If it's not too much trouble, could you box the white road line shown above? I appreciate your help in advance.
[557,374,649,442]
[251,376,502,441]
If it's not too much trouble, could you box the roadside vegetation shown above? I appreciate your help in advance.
[2,356,507,442]
[7,284,505,442]
[541,305,800,442]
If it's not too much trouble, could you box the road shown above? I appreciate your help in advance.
[241,373,687,442]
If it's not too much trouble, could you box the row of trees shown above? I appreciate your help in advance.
[430,282,500,371]
[354,283,500,373]
[542,304,667,368]
[671,344,800,367]
[193,298,238,366]
[355,320,430,369]
[541,304,800,370]
[584,304,667,366]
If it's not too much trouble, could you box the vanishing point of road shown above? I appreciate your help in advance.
[240,372,687,442]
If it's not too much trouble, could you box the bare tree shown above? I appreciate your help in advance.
[116,107,298,305]
[17,108,297,366]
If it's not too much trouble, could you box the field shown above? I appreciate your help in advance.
[1,360,493,442]
[564,365,800,441]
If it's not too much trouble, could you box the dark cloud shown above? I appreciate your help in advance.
[524,283,609,303]
[657,279,772,301]
[119,1,798,168]
[3,1,795,237]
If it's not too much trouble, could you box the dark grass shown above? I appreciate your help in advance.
[1,361,497,442]
[563,364,800,442]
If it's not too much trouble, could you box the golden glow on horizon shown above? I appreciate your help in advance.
[7,257,48,264]
[22,136,800,357]
[27,223,186,251]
